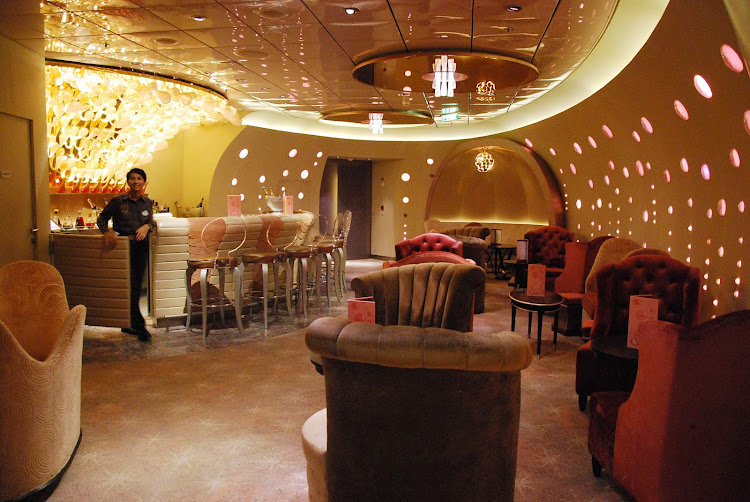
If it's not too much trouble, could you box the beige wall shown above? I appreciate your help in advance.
[0,35,48,265]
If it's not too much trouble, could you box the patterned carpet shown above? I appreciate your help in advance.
[50,261,629,501]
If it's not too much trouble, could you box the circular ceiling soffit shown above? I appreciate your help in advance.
[352,50,538,94]
[320,109,434,126]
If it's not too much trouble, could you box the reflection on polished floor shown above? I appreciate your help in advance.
[82,259,384,363]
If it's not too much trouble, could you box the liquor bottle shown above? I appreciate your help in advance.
[54,209,61,227]
[268,186,275,196]
[197,197,204,208]
[75,209,85,228]
[262,186,269,196]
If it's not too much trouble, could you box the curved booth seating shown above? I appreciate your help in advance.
[0,261,87,501]
[523,225,575,289]
[394,233,463,260]
[302,267,532,501]
[587,310,750,501]
[575,254,700,411]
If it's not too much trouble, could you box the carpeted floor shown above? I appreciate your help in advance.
[50,260,629,501]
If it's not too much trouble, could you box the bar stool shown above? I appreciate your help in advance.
[233,216,294,330]
[280,215,321,317]
[185,218,246,340]
[311,215,337,306]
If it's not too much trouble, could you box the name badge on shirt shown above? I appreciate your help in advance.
[142,210,149,216]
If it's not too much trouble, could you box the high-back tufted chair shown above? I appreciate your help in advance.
[575,254,700,410]
[394,233,463,260]
[523,225,575,289]
[441,224,490,272]
[0,261,87,501]
[587,310,750,501]
[302,263,531,502]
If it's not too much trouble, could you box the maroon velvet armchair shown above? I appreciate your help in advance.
[523,225,575,289]
[395,233,463,260]
[587,310,750,501]
[575,254,700,411]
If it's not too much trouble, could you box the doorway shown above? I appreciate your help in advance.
[319,158,372,259]
[0,112,37,265]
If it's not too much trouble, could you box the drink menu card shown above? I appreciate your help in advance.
[283,195,294,215]
[227,195,242,217]
[526,264,547,297]
[627,294,659,349]
[348,296,375,323]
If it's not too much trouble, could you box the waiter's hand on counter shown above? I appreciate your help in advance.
[135,224,150,241]
[102,230,118,250]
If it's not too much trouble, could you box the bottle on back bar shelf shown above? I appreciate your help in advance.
[197,197,204,208]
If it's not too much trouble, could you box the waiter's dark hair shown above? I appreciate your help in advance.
[126,168,147,182]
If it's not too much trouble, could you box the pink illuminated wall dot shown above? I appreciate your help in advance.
[730,148,740,167]
[569,163,577,175]
[588,136,597,148]
[694,75,712,98]
[718,246,725,257]
[525,138,534,148]
[588,179,594,189]
[576,199,582,209]
[641,117,653,133]
[604,175,610,185]
[680,158,689,172]
[608,160,615,170]
[549,148,556,156]
[721,44,744,73]
[574,142,582,154]
[632,131,641,142]
[744,110,750,135]
[642,210,649,222]
[623,167,630,178]
[688,198,693,207]
[663,170,671,182]
[289,148,298,158]
[636,161,645,176]
[718,199,726,216]
[739,201,746,213]
[602,124,613,138]
[707,208,713,218]
[674,100,689,120]
[701,164,711,180]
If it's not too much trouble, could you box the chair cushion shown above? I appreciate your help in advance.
[559,292,584,306]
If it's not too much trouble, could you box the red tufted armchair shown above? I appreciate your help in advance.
[395,233,463,260]
[587,310,750,501]
[523,226,575,289]
[575,254,700,411]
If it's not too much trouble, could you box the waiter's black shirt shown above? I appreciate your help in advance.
[97,193,153,236]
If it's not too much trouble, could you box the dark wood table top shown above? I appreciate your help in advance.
[509,289,563,307]
[590,335,639,361]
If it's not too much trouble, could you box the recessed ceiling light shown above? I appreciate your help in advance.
[506,5,522,11]
[344,7,359,15]
[191,15,206,21]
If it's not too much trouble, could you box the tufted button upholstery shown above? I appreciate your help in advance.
[524,225,575,269]
[575,254,700,410]
[394,233,463,260]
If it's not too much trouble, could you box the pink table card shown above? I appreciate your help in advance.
[526,263,547,296]
[227,195,242,216]
[627,294,659,348]
[348,296,375,323]
[283,195,294,215]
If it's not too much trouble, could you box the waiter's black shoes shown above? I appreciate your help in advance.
[137,329,151,342]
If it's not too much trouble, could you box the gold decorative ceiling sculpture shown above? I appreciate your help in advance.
[46,62,239,191]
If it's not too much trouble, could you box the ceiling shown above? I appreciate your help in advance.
[0,1,655,138]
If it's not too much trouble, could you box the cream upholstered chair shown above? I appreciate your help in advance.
[0,261,86,501]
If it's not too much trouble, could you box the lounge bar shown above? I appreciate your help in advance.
[1,1,749,501]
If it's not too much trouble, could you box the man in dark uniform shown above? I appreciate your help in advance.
[97,168,153,342]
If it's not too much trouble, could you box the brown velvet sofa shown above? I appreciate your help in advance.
[302,262,532,502]
[588,310,750,501]
[575,254,700,410]
[0,261,87,501]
